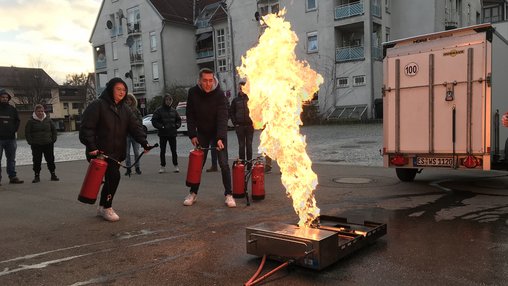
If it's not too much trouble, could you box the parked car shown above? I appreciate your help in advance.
[142,114,156,133]
[176,102,187,135]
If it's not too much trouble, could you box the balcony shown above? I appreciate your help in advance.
[336,46,364,62]
[196,19,210,29]
[372,46,382,61]
[95,59,106,70]
[133,81,146,93]
[445,9,458,30]
[196,49,214,59]
[335,1,363,20]
[128,23,141,34]
[130,53,143,64]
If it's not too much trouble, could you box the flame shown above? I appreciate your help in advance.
[237,10,324,227]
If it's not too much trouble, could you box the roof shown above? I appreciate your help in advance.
[149,0,224,25]
[0,66,59,89]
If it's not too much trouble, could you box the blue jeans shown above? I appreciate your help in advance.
[0,139,17,180]
[126,136,140,168]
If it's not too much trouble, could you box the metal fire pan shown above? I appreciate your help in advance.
[246,215,387,270]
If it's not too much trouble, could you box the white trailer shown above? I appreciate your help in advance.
[382,24,508,181]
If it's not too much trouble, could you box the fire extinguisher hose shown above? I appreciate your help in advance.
[101,143,159,169]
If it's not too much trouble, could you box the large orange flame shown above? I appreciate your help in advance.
[237,10,324,227]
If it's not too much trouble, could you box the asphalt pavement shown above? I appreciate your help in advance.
[0,123,507,286]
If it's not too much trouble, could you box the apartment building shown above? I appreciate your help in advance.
[90,0,231,114]
[90,0,482,119]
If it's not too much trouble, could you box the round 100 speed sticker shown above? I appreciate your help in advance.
[404,62,419,76]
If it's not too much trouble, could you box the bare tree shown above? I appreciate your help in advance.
[63,73,88,86]
[14,69,56,108]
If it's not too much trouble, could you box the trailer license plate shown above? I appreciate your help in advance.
[414,157,453,167]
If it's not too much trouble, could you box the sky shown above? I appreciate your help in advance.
[0,0,102,84]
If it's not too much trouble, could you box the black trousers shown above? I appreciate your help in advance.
[159,136,178,167]
[235,125,254,161]
[190,134,231,195]
[100,158,121,208]
[31,143,56,174]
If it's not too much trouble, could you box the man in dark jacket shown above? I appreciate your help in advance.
[0,89,23,184]
[80,78,150,222]
[152,94,181,173]
[230,80,254,168]
[183,68,236,208]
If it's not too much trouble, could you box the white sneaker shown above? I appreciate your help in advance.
[174,166,180,173]
[97,206,104,217]
[100,207,120,222]
[183,193,197,206]
[225,194,237,208]
[159,167,166,174]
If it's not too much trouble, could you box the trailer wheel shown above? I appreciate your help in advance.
[395,168,418,182]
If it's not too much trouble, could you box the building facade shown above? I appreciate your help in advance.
[90,0,482,119]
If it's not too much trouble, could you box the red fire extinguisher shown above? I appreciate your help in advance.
[78,156,108,204]
[186,148,204,187]
[232,160,246,198]
[251,161,265,200]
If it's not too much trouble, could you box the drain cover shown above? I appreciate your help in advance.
[333,177,372,184]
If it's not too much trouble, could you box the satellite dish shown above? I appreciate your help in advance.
[254,11,260,21]
[125,36,134,47]
[106,20,113,29]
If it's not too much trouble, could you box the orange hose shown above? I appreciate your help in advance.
[244,255,267,286]
[249,261,290,285]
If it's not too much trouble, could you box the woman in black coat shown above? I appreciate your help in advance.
[80,78,150,222]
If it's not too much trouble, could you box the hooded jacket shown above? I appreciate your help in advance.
[186,76,229,141]
[0,90,20,140]
[230,91,253,126]
[151,94,181,137]
[79,78,148,161]
[25,112,57,145]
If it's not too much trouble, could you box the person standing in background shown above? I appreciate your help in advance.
[0,89,23,185]
[124,93,143,176]
[230,80,254,168]
[151,94,181,173]
[25,104,59,183]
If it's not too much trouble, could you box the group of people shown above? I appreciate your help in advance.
[0,67,267,223]
[0,89,59,186]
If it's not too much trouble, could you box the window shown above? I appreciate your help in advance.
[72,103,84,110]
[114,69,119,78]
[306,0,317,11]
[353,75,366,86]
[258,0,279,16]
[112,41,118,60]
[385,27,391,42]
[152,62,159,80]
[307,32,318,53]
[63,102,69,109]
[218,59,227,72]
[336,77,349,88]
[150,31,157,51]
[216,29,226,57]
[385,0,390,13]
[483,5,503,23]
[127,6,141,33]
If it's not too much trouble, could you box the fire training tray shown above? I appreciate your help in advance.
[246,215,387,270]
